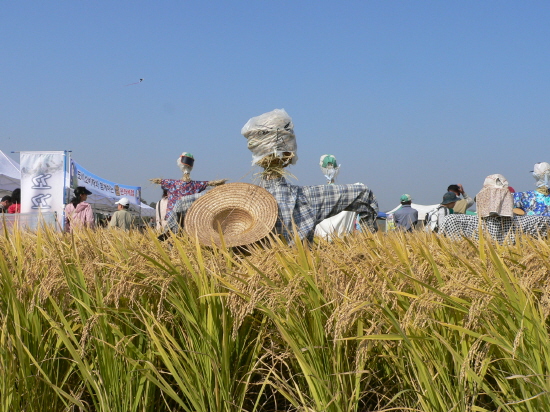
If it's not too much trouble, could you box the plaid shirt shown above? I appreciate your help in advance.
[161,179,208,219]
[260,178,378,241]
[166,177,378,242]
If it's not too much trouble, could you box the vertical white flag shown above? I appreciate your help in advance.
[20,151,67,229]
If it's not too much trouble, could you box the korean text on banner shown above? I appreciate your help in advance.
[70,160,141,205]
[20,151,67,224]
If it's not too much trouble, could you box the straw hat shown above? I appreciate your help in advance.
[184,183,278,247]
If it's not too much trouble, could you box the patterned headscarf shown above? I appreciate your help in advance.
[476,174,514,218]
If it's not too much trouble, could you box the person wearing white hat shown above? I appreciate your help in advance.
[150,152,227,221]
[109,197,133,231]
[513,162,550,216]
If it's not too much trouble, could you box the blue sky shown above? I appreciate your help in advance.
[2,1,549,211]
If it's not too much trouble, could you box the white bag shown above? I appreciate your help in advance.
[241,109,298,166]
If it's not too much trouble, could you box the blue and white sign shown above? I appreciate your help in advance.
[20,151,67,229]
[70,160,141,206]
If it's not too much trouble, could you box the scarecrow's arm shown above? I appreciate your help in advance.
[207,179,228,187]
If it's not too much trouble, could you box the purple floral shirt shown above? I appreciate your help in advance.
[161,179,209,219]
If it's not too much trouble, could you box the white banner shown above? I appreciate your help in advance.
[20,151,67,230]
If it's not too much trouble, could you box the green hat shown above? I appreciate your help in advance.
[320,154,337,168]
[400,194,412,202]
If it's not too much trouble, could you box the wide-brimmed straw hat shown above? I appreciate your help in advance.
[185,183,278,247]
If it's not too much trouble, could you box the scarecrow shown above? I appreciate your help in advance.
[319,154,340,184]
[150,152,226,221]
[314,154,361,239]
[513,162,550,216]
[165,109,378,244]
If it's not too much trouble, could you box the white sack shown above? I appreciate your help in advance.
[241,109,298,166]
[314,211,357,240]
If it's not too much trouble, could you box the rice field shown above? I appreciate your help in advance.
[1,225,550,411]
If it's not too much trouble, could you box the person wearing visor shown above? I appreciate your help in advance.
[65,186,95,232]
[150,152,227,220]
[513,162,550,216]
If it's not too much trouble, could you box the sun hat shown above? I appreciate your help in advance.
[441,191,460,205]
[185,182,278,247]
[115,197,130,206]
[400,194,412,202]
[74,186,92,196]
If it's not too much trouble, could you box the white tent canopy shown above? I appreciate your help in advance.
[0,150,20,192]
[86,193,155,217]
[65,170,154,218]
[386,203,440,221]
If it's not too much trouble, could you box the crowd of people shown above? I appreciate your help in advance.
[2,109,550,245]
[390,163,550,242]
[63,186,136,232]
[1,185,139,232]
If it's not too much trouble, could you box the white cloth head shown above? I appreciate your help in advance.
[241,109,298,166]
[319,154,340,183]
[177,152,194,175]
[533,162,550,188]
[483,174,509,189]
